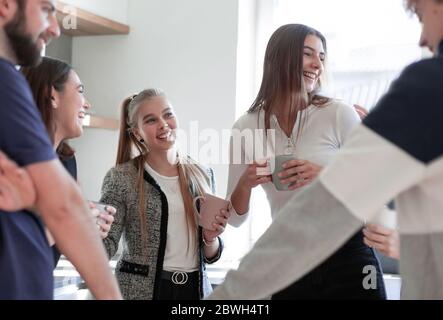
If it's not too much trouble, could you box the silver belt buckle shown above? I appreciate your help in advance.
[171,271,188,285]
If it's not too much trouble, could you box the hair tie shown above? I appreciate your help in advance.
[129,93,138,102]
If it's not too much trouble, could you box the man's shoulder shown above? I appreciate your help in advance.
[375,57,443,113]
[0,60,55,166]
[0,57,16,74]
[0,60,35,110]
[363,57,443,164]
[400,57,443,86]
[406,55,443,70]
[0,58,27,88]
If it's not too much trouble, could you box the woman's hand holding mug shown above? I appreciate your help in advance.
[278,159,322,190]
[240,160,272,190]
[193,194,232,244]
[89,201,116,239]
[202,207,231,244]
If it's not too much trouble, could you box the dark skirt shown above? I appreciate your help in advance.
[272,230,387,300]
[158,270,200,300]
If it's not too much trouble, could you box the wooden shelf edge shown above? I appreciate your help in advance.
[83,115,119,130]
[56,1,130,36]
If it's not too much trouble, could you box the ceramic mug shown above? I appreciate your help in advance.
[193,193,230,231]
[271,154,298,191]
[255,158,272,176]
[369,207,397,230]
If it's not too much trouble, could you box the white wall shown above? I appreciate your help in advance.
[59,0,129,24]
[235,0,256,119]
[69,129,119,201]
[71,0,239,200]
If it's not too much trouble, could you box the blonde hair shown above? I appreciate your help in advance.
[116,89,211,252]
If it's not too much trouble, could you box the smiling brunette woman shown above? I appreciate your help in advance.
[226,24,387,300]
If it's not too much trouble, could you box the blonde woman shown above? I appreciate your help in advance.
[101,89,229,300]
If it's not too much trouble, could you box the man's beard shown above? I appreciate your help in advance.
[4,8,42,67]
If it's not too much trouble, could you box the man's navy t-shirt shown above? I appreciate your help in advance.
[0,57,56,299]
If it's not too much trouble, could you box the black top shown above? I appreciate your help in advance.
[52,156,78,267]
[62,155,78,180]
[364,39,443,164]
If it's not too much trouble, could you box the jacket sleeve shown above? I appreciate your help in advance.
[204,237,224,264]
[100,167,127,259]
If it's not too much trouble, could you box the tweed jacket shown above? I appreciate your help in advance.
[100,160,223,300]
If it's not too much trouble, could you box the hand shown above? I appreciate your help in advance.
[239,161,272,190]
[89,202,116,239]
[97,212,115,239]
[0,151,36,212]
[363,223,399,259]
[202,207,232,243]
[278,159,322,190]
[353,104,369,120]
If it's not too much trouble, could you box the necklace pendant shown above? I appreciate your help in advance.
[284,146,293,155]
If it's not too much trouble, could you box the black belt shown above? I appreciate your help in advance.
[119,260,149,276]
[161,271,199,285]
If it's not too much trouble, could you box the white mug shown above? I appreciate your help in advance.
[369,207,397,230]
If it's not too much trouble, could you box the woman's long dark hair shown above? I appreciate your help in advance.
[249,24,330,143]
[21,57,75,159]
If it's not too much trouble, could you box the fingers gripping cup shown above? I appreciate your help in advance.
[89,201,115,225]
[271,154,298,191]
[193,193,230,231]
[255,158,272,176]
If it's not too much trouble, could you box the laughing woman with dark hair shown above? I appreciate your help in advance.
[21,57,115,267]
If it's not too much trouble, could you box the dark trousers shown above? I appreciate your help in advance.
[272,231,387,300]
[158,271,200,300]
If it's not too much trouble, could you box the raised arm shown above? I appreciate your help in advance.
[227,127,271,227]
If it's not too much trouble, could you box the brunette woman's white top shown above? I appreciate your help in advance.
[145,163,198,272]
[227,99,361,226]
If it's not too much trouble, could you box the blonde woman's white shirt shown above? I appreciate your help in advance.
[145,163,198,272]
[227,100,361,226]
